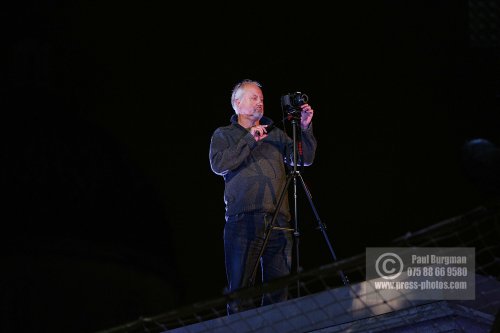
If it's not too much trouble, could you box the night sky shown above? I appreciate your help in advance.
[2,1,499,332]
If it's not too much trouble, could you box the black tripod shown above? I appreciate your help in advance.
[248,111,349,297]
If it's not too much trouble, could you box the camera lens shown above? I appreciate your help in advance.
[293,93,308,107]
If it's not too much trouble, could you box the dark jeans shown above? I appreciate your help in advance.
[224,212,293,314]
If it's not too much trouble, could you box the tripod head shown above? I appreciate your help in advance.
[284,110,302,121]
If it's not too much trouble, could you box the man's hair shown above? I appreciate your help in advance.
[231,79,262,113]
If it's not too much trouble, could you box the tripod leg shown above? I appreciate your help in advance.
[292,174,302,297]
[248,173,293,286]
[296,173,350,286]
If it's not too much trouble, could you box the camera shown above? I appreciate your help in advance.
[281,92,308,113]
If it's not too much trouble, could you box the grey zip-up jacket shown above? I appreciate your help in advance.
[209,115,317,220]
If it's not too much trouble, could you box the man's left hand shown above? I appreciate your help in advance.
[300,104,314,129]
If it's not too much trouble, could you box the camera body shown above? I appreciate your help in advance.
[281,92,308,114]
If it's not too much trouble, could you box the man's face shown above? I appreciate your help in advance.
[236,84,264,121]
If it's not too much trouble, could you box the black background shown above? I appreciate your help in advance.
[2,1,499,332]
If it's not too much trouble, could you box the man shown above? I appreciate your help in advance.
[209,79,317,314]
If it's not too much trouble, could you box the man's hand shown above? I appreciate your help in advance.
[300,104,314,129]
[250,124,268,141]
